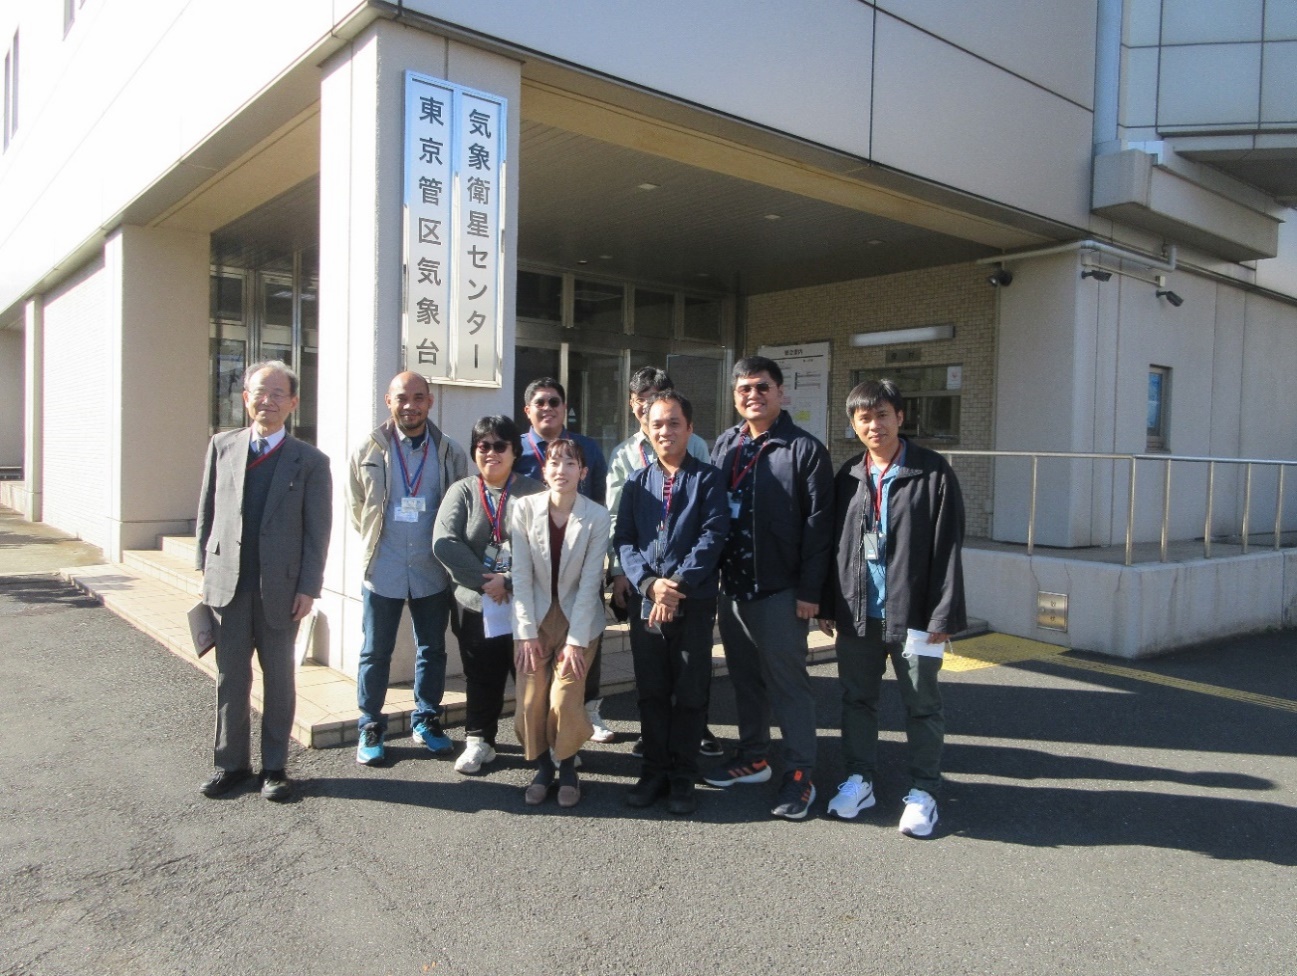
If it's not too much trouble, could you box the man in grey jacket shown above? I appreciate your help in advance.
[819,378,966,838]
[347,371,468,766]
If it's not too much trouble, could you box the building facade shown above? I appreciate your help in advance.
[3,0,1295,663]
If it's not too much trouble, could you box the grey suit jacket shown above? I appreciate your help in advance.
[195,427,333,626]
[509,493,610,649]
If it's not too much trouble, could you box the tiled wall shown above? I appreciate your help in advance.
[744,262,997,538]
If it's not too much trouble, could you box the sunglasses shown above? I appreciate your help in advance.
[475,440,511,454]
[735,381,772,396]
[530,396,563,409]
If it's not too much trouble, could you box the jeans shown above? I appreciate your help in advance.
[837,616,944,795]
[357,588,451,732]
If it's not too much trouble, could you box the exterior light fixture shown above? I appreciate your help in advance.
[637,182,659,191]
[850,324,955,348]
[1081,268,1113,282]
[763,213,782,221]
[1156,289,1184,307]
[987,266,1013,287]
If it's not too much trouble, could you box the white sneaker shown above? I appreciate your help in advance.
[586,698,616,743]
[898,788,938,838]
[826,774,876,819]
[550,748,582,769]
[454,736,496,774]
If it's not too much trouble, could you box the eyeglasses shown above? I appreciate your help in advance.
[248,390,292,402]
[734,382,772,396]
[475,440,510,454]
[530,396,563,409]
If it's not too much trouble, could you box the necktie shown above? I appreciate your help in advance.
[253,437,267,456]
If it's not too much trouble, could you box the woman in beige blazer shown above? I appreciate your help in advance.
[510,438,612,808]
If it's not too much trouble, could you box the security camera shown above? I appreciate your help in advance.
[1156,289,1184,307]
[987,267,1013,287]
[1081,268,1113,282]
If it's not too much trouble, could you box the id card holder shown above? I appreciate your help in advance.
[728,491,742,520]
[640,596,661,634]
[483,542,511,572]
[394,497,421,523]
[862,530,881,561]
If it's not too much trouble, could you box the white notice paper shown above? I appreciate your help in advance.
[482,595,514,639]
[903,628,948,659]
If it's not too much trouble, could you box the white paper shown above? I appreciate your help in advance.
[903,628,947,659]
[482,595,513,638]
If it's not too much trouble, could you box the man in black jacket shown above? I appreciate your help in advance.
[819,379,966,837]
[705,356,834,820]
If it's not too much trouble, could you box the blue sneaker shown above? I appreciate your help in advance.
[412,715,453,755]
[356,723,385,766]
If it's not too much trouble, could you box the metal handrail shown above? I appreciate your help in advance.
[936,449,1297,566]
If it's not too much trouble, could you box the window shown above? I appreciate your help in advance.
[516,270,562,324]
[3,30,17,151]
[851,364,963,446]
[1147,366,1170,451]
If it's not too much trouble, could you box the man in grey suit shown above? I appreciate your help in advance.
[195,360,332,802]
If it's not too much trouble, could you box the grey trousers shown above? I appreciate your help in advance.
[837,616,944,795]
[718,588,817,773]
[211,587,299,771]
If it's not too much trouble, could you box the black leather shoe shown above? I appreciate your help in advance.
[625,772,670,808]
[200,768,253,798]
[667,778,697,816]
[260,769,293,802]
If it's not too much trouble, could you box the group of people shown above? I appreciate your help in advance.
[194,353,965,837]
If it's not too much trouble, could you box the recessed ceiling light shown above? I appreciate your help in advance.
[637,182,659,191]
[695,272,711,278]
[763,213,782,221]
[599,254,613,260]
[866,239,885,246]
[577,259,589,265]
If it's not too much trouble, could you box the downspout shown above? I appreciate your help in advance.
[1093,0,1123,156]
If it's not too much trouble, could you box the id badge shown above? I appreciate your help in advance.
[483,542,511,572]
[862,530,881,561]
[728,491,742,519]
[401,496,427,513]
[393,500,420,523]
[640,596,661,634]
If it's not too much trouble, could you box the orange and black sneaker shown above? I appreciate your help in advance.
[702,757,772,787]
[771,768,816,820]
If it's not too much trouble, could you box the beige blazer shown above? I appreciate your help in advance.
[509,493,610,648]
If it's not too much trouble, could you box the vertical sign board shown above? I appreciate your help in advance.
[403,73,506,387]
[757,341,831,445]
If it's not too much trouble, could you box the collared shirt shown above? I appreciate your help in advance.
[865,441,907,619]
[606,428,710,575]
[513,427,608,505]
[249,426,287,454]
[367,427,448,600]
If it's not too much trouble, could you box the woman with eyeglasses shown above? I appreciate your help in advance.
[433,416,546,775]
[508,438,611,808]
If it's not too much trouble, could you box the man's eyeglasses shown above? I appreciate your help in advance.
[530,396,563,409]
[248,390,292,402]
[475,440,510,454]
[734,382,772,396]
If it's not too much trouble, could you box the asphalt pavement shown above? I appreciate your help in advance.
[2,572,1295,976]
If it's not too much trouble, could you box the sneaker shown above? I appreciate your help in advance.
[355,724,385,766]
[454,735,497,774]
[699,731,724,758]
[771,769,816,820]
[702,757,772,788]
[898,789,939,837]
[826,774,876,820]
[586,699,616,743]
[412,716,453,755]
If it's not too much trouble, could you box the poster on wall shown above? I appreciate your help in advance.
[756,341,830,445]
[403,72,507,387]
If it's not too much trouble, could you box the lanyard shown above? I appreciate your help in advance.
[528,430,566,466]
[638,439,653,468]
[394,435,430,497]
[659,469,676,524]
[478,473,513,543]
[729,428,770,491]
[246,437,285,471]
[868,444,902,529]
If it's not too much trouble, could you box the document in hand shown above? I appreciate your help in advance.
[903,628,947,659]
[187,602,217,657]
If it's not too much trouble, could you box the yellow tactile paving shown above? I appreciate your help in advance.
[945,632,1068,671]
[1045,655,1297,714]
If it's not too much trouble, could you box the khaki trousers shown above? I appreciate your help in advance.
[515,603,596,761]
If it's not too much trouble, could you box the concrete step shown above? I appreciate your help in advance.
[122,547,203,597]
[956,617,990,640]
[159,535,198,563]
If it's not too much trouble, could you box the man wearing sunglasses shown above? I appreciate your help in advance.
[514,377,613,740]
[347,371,468,766]
[705,356,834,820]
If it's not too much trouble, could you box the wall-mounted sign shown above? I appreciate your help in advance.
[757,341,830,445]
[403,72,506,387]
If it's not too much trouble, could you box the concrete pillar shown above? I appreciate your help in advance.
[316,20,521,675]
[103,226,210,559]
[20,297,43,521]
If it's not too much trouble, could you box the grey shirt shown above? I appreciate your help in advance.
[367,430,448,600]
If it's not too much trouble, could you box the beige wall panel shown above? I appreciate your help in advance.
[407,0,874,158]
[1161,0,1263,44]
[871,19,1093,228]
[41,258,111,547]
[1157,44,1261,127]
[1125,0,1163,47]
[1267,2,1297,39]
[876,0,1097,107]
[1121,46,1160,129]
[1261,41,1297,123]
